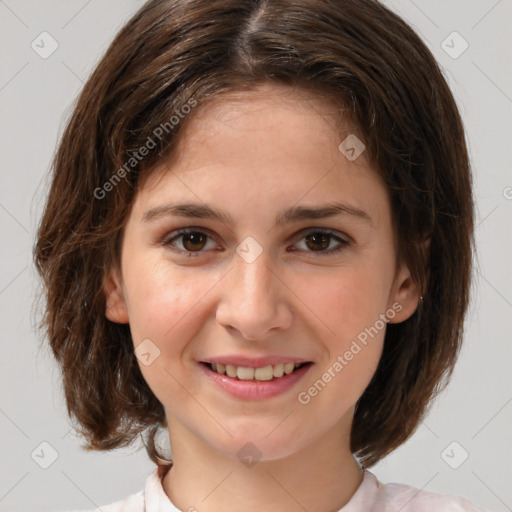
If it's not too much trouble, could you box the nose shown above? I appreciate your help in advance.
[215,248,294,341]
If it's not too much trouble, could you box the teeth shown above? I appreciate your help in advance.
[273,363,284,378]
[284,362,295,375]
[237,366,255,380]
[210,362,304,381]
[255,366,274,381]
[225,364,237,378]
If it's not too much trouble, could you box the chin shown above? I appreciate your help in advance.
[210,425,308,465]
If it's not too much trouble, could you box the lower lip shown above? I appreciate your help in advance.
[199,362,313,400]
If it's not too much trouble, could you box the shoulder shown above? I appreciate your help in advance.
[59,466,172,512]
[368,472,485,512]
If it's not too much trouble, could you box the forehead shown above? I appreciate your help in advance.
[131,83,389,230]
[182,83,351,143]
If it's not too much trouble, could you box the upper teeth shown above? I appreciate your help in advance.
[211,362,301,381]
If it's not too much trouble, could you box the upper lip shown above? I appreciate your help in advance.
[200,356,312,368]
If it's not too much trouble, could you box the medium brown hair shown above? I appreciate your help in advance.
[33,0,474,469]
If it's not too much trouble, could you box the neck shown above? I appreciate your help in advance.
[161,418,364,512]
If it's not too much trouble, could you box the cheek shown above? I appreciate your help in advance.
[292,264,389,398]
[123,259,211,348]
[294,264,389,341]
[296,270,387,412]
[122,262,219,403]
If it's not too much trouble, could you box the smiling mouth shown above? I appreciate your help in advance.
[200,361,312,381]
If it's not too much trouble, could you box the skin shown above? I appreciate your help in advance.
[104,83,420,512]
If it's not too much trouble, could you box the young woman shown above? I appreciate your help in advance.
[34,0,483,510]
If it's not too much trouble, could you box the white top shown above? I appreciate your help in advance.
[66,466,485,512]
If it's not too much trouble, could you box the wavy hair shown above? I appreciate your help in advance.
[33,0,474,469]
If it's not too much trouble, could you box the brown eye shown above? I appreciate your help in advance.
[181,232,208,251]
[293,229,350,256]
[163,229,217,257]
[304,232,331,251]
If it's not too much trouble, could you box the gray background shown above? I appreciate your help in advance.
[0,0,511,511]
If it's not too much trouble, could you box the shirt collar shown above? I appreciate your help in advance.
[145,466,180,512]
[144,465,379,512]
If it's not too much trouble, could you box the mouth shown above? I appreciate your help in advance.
[199,361,313,382]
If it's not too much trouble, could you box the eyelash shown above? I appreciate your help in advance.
[162,227,351,258]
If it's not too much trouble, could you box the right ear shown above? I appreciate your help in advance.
[103,266,129,324]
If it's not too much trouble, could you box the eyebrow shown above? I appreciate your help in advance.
[142,201,372,227]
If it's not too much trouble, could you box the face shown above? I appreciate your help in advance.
[104,83,419,463]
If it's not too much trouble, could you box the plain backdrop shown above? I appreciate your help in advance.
[0,1,511,511]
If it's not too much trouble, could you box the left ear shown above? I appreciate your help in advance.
[386,262,422,324]
[103,265,130,324]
